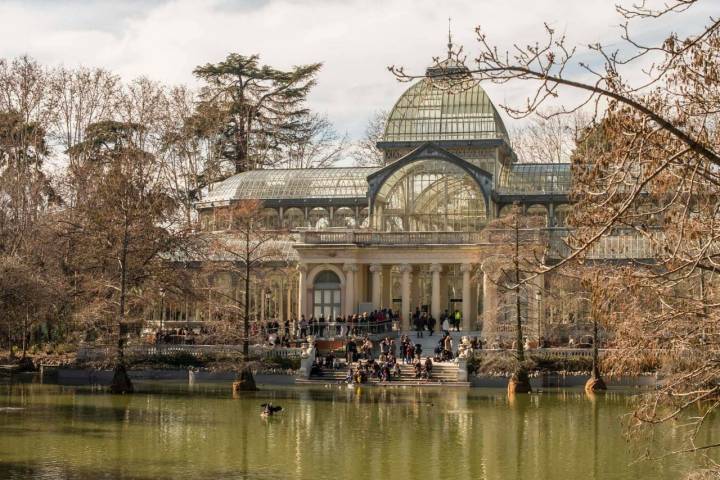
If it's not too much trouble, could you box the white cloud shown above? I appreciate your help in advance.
[0,0,714,140]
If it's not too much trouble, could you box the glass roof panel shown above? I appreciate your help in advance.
[496,163,571,194]
[199,167,379,205]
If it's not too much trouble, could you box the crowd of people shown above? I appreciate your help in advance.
[296,309,398,339]
[411,308,464,337]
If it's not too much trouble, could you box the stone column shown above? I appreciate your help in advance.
[430,264,442,319]
[260,284,266,323]
[370,264,383,308]
[400,264,413,331]
[482,268,498,341]
[297,264,308,320]
[461,263,473,331]
[343,264,357,317]
[382,265,393,308]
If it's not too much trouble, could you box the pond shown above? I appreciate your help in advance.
[0,380,715,479]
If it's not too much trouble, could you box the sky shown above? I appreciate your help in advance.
[0,0,715,141]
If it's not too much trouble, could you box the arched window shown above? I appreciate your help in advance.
[374,159,487,232]
[498,204,515,218]
[526,204,548,226]
[359,207,370,228]
[332,207,356,228]
[283,207,305,229]
[555,204,572,227]
[308,207,330,229]
[313,271,341,320]
[260,208,279,229]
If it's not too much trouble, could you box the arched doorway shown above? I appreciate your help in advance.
[313,270,341,320]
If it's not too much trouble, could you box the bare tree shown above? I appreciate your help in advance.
[159,85,226,229]
[272,113,348,169]
[206,200,285,390]
[483,204,546,393]
[510,109,589,163]
[351,110,387,167]
[63,120,185,393]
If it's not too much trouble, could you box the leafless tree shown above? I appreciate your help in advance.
[351,110,387,167]
[272,113,348,169]
[510,109,589,163]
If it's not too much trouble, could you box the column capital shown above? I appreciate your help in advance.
[297,263,308,274]
[429,263,443,273]
[460,263,474,273]
[400,264,413,274]
[343,263,358,273]
[369,264,383,273]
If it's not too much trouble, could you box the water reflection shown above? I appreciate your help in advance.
[0,382,715,480]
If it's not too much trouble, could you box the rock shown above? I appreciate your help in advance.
[507,368,532,394]
[110,364,134,394]
[232,367,258,393]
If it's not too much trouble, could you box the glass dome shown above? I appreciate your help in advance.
[382,75,508,144]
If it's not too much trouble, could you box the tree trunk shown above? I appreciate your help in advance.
[585,315,607,393]
[510,211,531,394]
[22,309,28,358]
[111,217,134,394]
[233,366,258,393]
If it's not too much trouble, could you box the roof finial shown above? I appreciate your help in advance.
[447,17,453,59]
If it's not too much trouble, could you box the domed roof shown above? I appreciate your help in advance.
[382,69,509,144]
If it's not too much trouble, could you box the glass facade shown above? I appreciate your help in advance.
[375,159,487,232]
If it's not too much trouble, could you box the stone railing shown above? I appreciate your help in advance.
[77,343,303,362]
[547,229,658,260]
[297,229,543,246]
[473,348,609,360]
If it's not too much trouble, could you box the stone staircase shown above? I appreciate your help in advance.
[297,360,468,387]
[403,330,481,357]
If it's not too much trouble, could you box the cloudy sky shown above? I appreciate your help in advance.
[0,0,714,140]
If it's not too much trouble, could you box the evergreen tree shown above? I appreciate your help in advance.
[193,53,322,173]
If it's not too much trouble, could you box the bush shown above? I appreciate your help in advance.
[129,351,208,368]
[264,356,300,371]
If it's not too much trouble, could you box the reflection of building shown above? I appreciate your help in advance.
[187,52,648,343]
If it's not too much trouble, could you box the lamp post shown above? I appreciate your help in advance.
[159,288,166,332]
[536,290,542,346]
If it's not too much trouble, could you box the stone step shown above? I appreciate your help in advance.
[296,378,470,387]
[309,360,461,383]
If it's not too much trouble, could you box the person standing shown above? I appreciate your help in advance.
[427,315,436,337]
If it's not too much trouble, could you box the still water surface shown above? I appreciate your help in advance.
[0,381,715,479]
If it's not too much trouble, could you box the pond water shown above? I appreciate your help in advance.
[0,380,715,479]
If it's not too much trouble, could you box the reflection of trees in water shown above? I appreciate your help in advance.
[2,384,713,479]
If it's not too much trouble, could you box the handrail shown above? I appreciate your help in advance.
[297,229,544,246]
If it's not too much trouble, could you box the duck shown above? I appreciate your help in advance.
[260,403,282,417]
